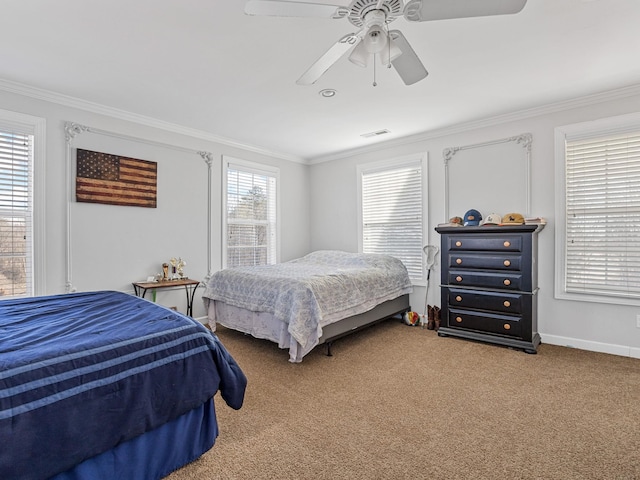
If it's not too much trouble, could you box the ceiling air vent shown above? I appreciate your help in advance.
[360,129,390,138]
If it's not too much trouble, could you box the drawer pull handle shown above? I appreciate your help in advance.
[504,241,511,247]
[455,241,462,247]
[503,279,511,286]
[456,258,462,264]
[455,296,462,302]
[456,316,463,323]
[503,323,511,330]
[504,260,511,267]
[503,300,511,308]
[456,276,463,282]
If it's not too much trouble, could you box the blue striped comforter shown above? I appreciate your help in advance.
[0,290,246,480]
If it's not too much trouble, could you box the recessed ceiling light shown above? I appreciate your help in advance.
[319,89,337,98]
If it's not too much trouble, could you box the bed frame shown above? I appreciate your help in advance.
[208,293,411,361]
[318,294,411,356]
[205,251,413,362]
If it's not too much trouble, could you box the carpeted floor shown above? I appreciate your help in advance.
[166,319,640,480]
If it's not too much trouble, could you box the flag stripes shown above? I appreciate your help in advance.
[76,149,157,208]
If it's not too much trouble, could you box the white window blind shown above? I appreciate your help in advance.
[361,162,423,281]
[565,130,640,298]
[226,162,277,268]
[0,128,33,297]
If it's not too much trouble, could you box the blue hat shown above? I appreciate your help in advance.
[464,209,482,226]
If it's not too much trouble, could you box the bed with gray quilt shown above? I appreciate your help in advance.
[202,250,412,362]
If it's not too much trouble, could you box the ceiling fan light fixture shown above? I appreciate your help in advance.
[363,24,388,54]
[348,41,369,67]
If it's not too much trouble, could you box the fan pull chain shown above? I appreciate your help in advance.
[373,55,377,87]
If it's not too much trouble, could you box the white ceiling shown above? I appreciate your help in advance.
[2,0,639,162]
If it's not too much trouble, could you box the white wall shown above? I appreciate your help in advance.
[4,83,640,357]
[309,90,640,358]
[0,88,310,318]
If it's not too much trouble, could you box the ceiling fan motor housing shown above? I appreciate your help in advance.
[347,0,403,27]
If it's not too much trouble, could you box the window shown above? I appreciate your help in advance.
[555,113,640,305]
[0,110,44,298]
[224,158,278,268]
[358,155,425,282]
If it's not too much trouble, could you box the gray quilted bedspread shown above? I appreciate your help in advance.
[202,251,413,349]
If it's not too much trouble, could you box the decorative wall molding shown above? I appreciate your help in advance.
[64,123,81,293]
[198,151,215,281]
[443,133,532,220]
[63,121,214,293]
[443,132,532,164]
[64,122,89,143]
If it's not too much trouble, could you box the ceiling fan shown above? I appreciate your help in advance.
[245,0,528,86]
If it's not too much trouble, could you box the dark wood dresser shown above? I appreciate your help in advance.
[435,224,544,353]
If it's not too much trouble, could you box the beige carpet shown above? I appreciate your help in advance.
[166,319,640,480]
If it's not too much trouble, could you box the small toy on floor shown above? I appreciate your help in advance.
[403,311,420,326]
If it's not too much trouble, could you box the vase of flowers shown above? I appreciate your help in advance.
[177,258,186,278]
[169,257,187,279]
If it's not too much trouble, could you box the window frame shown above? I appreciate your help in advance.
[222,156,280,269]
[554,111,640,306]
[357,153,427,284]
[0,109,45,298]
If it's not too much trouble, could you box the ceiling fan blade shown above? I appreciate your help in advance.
[404,0,527,22]
[296,33,362,85]
[389,30,428,85]
[245,0,348,19]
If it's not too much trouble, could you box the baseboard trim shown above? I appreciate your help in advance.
[542,334,640,359]
[194,315,208,325]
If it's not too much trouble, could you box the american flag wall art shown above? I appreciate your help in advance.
[76,149,157,208]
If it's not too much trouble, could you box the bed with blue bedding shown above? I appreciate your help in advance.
[203,250,412,362]
[0,290,247,480]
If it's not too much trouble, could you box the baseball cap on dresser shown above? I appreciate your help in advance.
[438,216,464,227]
[481,213,502,226]
[463,209,482,226]
[500,213,525,225]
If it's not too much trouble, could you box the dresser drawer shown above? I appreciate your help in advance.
[447,308,522,338]
[447,253,522,271]
[446,234,523,253]
[448,270,526,291]
[446,288,524,314]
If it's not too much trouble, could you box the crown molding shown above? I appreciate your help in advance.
[309,83,640,164]
[0,78,306,165]
[4,77,640,167]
